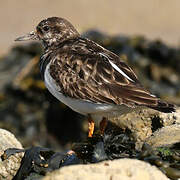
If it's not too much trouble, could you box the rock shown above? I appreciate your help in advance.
[24,173,43,180]
[159,107,180,125]
[146,124,180,147]
[109,107,180,149]
[0,128,24,180]
[42,159,168,180]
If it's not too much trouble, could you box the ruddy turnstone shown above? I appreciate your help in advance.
[15,17,175,137]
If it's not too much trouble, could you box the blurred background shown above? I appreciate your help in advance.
[0,0,180,151]
[1,0,180,54]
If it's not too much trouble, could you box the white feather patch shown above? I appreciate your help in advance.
[99,52,134,82]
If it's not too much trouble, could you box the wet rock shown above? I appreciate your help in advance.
[0,128,24,180]
[42,159,168,180]
[72,129,135,162]
[137,144,180,179]
[8,146,80,180]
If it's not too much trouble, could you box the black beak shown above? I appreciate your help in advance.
[15,31,38,41]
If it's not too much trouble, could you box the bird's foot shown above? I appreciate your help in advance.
[99,118,108,136]
[88,116,95,137]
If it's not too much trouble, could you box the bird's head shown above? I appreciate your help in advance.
[15,17,80,48]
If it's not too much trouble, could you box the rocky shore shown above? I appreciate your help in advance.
[0,31,180,179]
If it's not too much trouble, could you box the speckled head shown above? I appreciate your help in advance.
[15,17,80,47]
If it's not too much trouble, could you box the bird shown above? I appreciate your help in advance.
[15,17,175,137]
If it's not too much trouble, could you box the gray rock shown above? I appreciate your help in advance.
[0,128,24,180]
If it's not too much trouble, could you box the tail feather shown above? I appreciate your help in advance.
[149,100,176,113]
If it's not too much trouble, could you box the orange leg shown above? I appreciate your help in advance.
[100,117,108,135]
[88,115,95,137]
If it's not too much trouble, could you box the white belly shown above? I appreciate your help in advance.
[44,64,133,123]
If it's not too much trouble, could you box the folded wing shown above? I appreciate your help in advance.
[49,40,175,113]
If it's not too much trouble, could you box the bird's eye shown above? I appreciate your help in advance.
[43,26,50,32]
